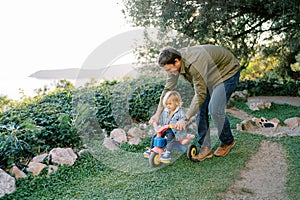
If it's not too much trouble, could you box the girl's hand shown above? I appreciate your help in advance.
[176,119,187,131]
[149,114,159,125]
[153,122,159,132]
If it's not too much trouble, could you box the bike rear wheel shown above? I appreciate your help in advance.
[187,144,197,160]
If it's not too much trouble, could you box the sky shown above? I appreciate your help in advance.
[0,0,136,100]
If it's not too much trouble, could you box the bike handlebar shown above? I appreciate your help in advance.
[156,124,176,137]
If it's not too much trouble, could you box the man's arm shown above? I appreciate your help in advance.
[186,66,207,118]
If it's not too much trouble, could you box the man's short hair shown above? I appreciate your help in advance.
[158,47,182,67]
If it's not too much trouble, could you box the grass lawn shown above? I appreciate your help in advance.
[3,101,300,200]
[279,136,300,200]
[4,131,263,200]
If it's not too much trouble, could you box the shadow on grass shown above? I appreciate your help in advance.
[4,131,265,200]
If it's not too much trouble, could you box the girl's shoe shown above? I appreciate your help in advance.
[143,148,151,158]
[160,151,171,163]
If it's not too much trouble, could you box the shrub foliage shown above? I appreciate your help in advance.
[0,75,298,169]
[238,78,299,96]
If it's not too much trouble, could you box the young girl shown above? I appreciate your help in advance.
[144,91,194,162]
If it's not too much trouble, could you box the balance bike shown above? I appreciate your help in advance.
[149,124,196,167]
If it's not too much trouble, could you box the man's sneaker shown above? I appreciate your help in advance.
[192,146,213,162]
[160,151,171,163]
[143,150,151,158]
[214,140,236,157]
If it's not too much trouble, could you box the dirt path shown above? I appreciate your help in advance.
[222,140,287,200]
[248,96,300,107]
[222,96,299,200]
[226,106,253,120]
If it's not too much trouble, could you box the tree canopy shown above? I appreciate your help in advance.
[122,0,300,79]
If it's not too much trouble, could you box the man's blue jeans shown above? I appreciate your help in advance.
[196,70,240,147]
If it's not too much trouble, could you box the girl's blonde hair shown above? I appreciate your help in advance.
[162,91,183,108]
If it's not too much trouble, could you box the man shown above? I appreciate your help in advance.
[149,45,241,161]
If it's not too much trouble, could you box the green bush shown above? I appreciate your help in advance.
[128,83,164,122]
[0,89,81,168]
[110,76,164,127]
[237,78,299,96]
[1,74,298,169]
[0,123,37,169]
[94,81,119,133]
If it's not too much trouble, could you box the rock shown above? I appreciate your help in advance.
[47,165,58,176]
[27,162,47,176]
[236,120,256,131]
[269,118,280,125]
[0,168,16,197]
[77,149,91,156]
[236,123,242,131]
[127,127,146,139]
[247,99,271,111]
[284,117,300,127]
[110,128,127,143]
[147,128,156,136]
[252,117,279,128]
[32,153,48,163]
[9,165,27,180]
[49,148,78,166]
[128,137,141,145]
[103,137,120,151]
[138,123,148,130]
[232,90,248,99]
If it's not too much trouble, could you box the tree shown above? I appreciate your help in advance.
[122,0,300,79]
[0,95,13,113]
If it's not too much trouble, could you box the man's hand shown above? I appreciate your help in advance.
[176,119,187,131]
